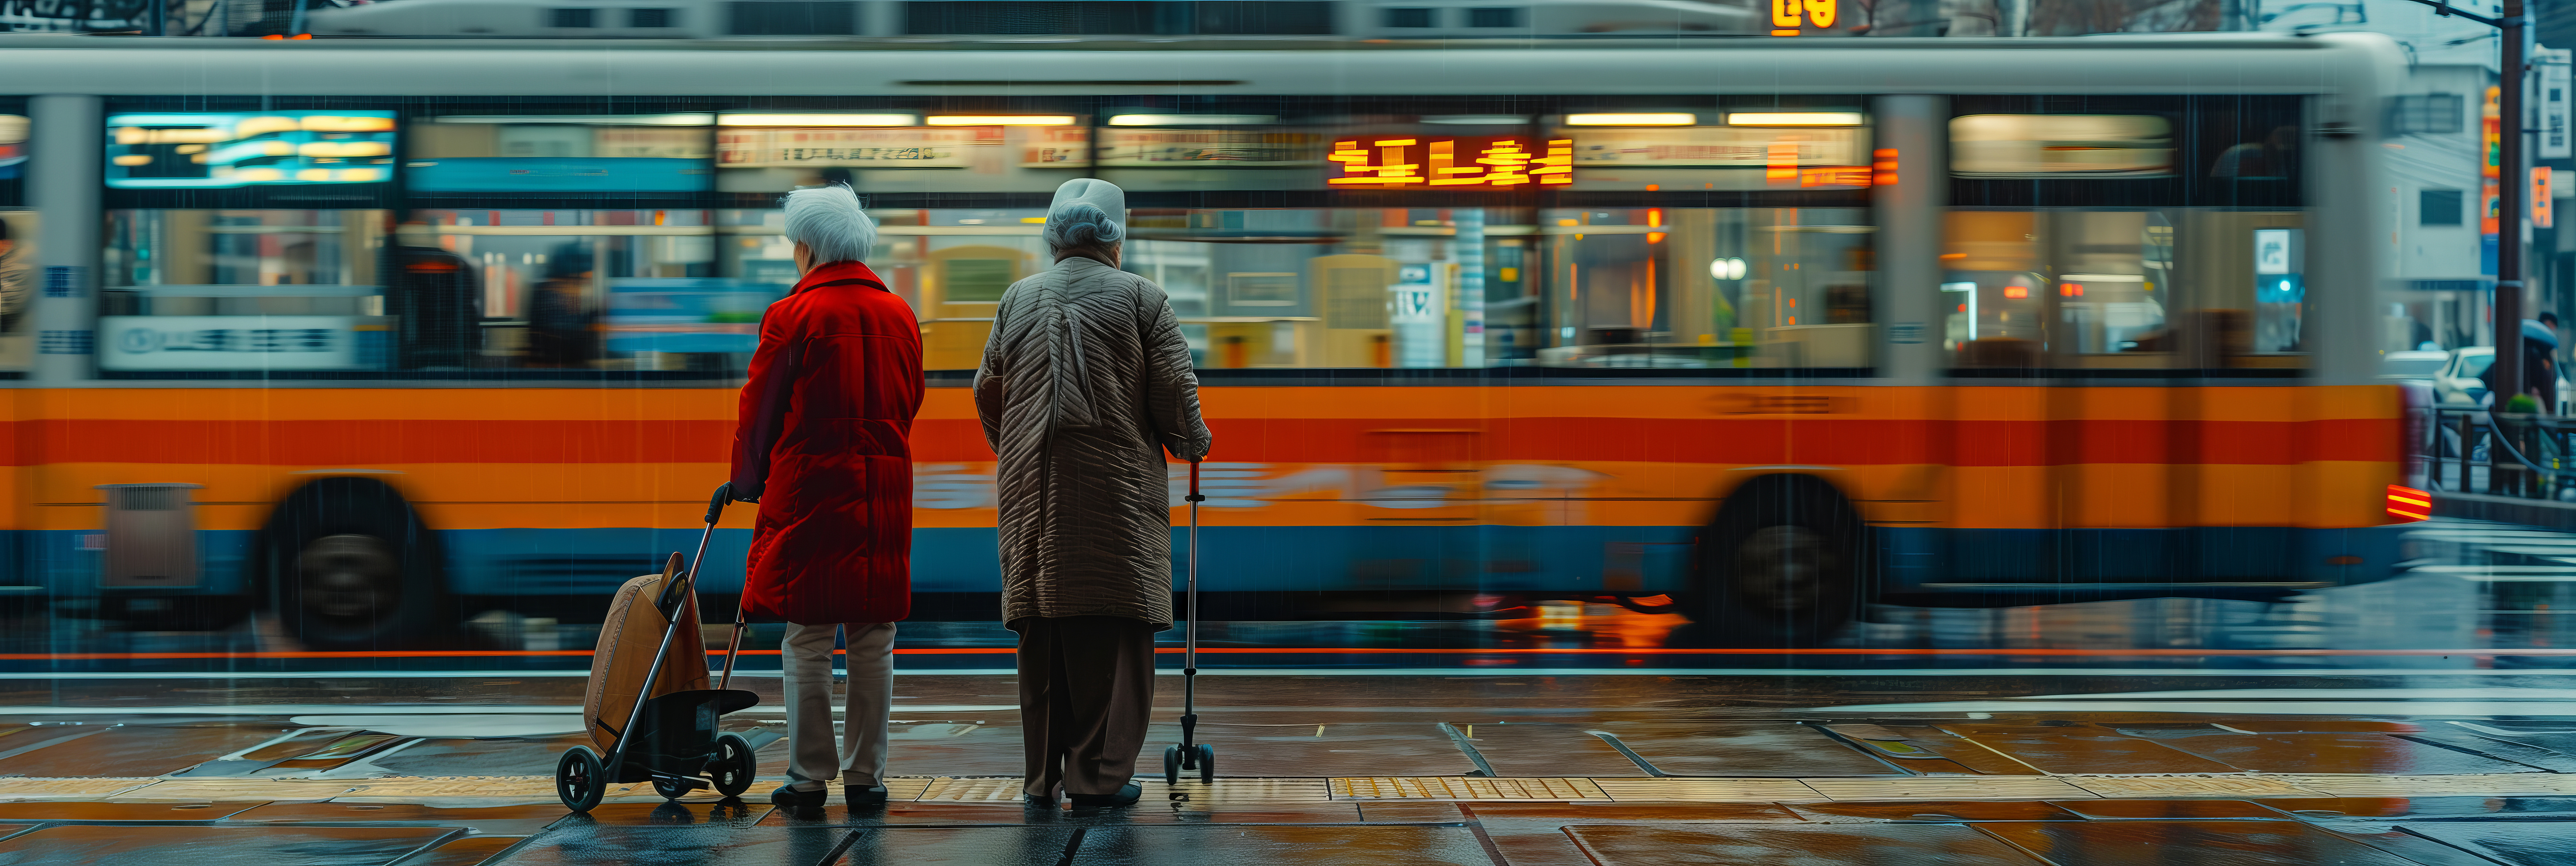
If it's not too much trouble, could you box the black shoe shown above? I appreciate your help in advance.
[769,784,824,815]
[844,783,888,809]
[1066,783,1142,810]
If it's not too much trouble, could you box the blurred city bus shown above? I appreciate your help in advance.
[0,32,2411,650]
[304,0,1754,40]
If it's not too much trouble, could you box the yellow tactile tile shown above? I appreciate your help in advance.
[0,778,157,800]
[2272,774,2576,797]
[2069,775,2327,799]
[1590,778,1823,803]
[1803,776,2097,802]
[915,777,1030,802]
[1139,778,1331,806]
[1330,777,1608,801]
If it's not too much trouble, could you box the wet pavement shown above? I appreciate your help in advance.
[0,672,2570,863]
[0,517,2573,861]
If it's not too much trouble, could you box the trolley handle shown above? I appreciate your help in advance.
[1185,460,1203,503]
[706,482,733,526]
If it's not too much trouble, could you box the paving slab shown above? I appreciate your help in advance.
[1935,723,2244,775]
[564,799,771,827]
[494,825,1076,865]
[395,835,530,866]
[1787,800,2084,822]
[2047,799,2281,820]
[760,800,1370,827]
[1588,722,1893,777]
[358,736,586,777]
[0,724,291,778]
[2108,724,2552,775]
[1448,723,1649,777]
[2259,796,2576,820]
[1839,723,2043,775]
[1462,802,1806,823]
[0,823,455,866]
[1068,823,1495,866]
[1141,722,1476,777]
[1975,820,2430,865]
[2311,825,2527,866]
[0,800,264,821]
[2399,822,2576,866]
[223,800,567,834]
[879,722,1028,777]
[1566,823,2049,865]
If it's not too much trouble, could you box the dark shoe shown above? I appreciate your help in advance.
[844,783,888,809]
[1066,783,1142,810]
[769,784,824,816]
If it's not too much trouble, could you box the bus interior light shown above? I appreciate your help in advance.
[927,115,1079,126]
[1425,115,1530,125]
[718,113,914,127]
[1728,112,1865,127]
[1107,114,1273,126]
[1565,113,1696,127]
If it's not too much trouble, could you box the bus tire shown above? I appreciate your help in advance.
[256,476,456,650]
[1680,474,1865,648]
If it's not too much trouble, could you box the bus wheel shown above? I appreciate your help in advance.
[258,476,455,650]
[1680,474,1865,648]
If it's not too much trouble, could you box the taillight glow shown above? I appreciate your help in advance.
[2387,484,2431,522]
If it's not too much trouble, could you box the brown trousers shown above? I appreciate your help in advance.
[1013,614,1157,798]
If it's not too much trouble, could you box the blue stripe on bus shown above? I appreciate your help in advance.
[5,523,2401,598]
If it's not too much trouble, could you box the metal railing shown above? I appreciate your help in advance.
[2422,406,2576,499]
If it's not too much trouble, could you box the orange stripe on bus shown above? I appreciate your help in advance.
[0,416,2400,467]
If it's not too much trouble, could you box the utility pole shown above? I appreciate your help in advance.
[2398,0,2532,489]
[2500,0,2528,412]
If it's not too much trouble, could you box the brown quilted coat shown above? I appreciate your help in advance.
[972,255,1211,630]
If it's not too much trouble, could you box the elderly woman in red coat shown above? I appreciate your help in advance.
[728,184,922,816]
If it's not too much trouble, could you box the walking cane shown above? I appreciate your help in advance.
[1164,459,1215,785]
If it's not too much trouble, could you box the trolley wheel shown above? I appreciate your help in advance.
[651,774,695,801]
[711,733,758,799]
[1162,745,1181,786]
[1194,744,1216,785]
[556,746,607,813]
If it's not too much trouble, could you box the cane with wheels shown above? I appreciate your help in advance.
[1163,460,1215,786]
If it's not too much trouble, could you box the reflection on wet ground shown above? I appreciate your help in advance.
[0,683,2566,863]
[0,520,2572,861]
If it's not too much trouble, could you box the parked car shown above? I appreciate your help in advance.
[2380,349,2449,384]
[2433,346,2572,413]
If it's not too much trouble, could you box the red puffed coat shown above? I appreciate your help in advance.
[729,260,923,625]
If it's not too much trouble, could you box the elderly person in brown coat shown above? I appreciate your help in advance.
[974,179,1211,810]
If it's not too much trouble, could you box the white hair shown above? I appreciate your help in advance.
[781,185,877,264]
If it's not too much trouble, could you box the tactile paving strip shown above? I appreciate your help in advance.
[2069,775,2326,799]
[1802,776,2095,802]
[1138,778,1331,806]
[1588,778,1823,802]
[2270,773,2576,796]
[1331,777,1608,801]
[914,777,1027,802]
[0,778,156,799]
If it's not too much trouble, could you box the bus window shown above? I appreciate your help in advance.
[401,209,749,373]
[0,210,27,373]
[100,210,390,374]
[407,113,712,193]
[1543,207,1872,369]
[1942,208,2304,369]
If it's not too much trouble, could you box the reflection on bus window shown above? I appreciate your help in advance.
[1950,114,2172,178]
[1546,208,1872,369]
[407,114,712,192]
[100,210,389,373]
[0,114,24,183]
[0,210,28,372]
[1943,209,2303,369]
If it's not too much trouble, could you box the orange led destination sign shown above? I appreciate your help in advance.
[1329,137,1573,187]
[1773,0,1835,34]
